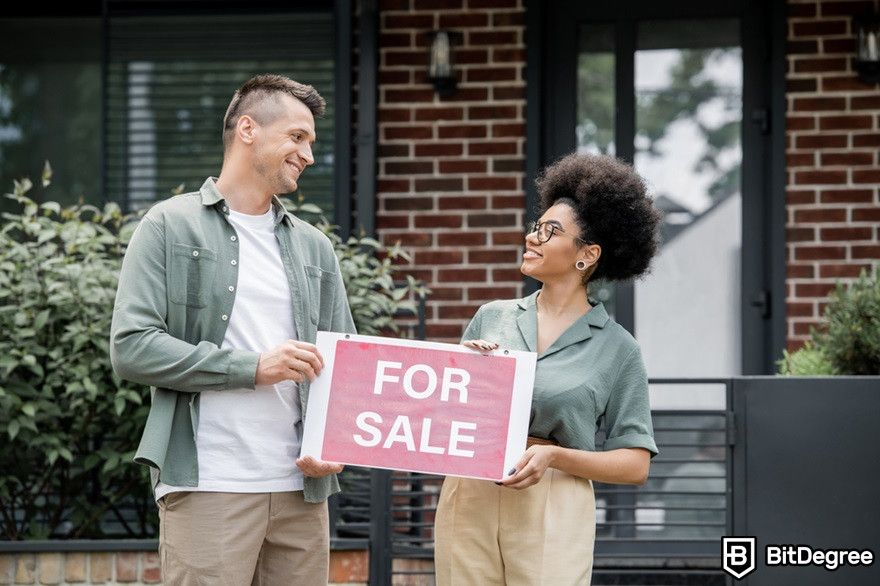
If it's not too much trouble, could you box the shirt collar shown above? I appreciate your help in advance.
[199,177,294,227]
[515,289,609,357]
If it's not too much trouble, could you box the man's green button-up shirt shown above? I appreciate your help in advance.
[110,178,356,503]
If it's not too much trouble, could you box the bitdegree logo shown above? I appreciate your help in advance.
[722,536,875,579]
[722,537,757,580]
[766,544,874,571]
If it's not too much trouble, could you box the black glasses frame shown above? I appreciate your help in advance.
[527,220,588,245]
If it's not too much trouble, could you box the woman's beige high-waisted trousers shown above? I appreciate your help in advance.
[434,468,596,585]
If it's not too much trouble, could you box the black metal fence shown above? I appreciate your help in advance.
[0,384,732,582]
[5,377,880,586]
[359,379,732,585]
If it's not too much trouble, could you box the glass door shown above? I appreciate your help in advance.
[632,20,743,377]
[539,0,774,375]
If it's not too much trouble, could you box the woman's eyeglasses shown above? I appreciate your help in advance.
[526,221,586,245]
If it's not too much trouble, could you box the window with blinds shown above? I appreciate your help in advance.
[105,11,336,215]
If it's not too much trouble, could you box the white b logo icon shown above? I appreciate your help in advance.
[722,536,756,580]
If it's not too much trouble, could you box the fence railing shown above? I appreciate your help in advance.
[7,376,877,586]
[2,376,730,583]
[360,379,733,584]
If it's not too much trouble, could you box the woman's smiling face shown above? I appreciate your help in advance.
[520,202,593,283]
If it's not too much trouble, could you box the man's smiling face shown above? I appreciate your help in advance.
[252,93,317,195]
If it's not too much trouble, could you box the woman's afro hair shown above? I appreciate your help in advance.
[536,153,662,282]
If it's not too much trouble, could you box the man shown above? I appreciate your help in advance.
[110,74,355,585]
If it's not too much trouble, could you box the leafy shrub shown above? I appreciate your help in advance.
[777,341,837,376]
[778,267,880,376]
[0,171,150,539]
[282,197,428,336]
[821,268,880,375]
[0,169,425,538]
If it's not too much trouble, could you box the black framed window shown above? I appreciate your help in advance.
[106,10,336,214]
[0,17,102,211]
[1,2,349,227]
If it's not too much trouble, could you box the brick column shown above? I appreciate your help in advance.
[786,0,880,350]
[376,0,527,342]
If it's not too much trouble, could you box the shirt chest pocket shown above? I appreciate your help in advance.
[304,264,337,326]
[169,243,218,308]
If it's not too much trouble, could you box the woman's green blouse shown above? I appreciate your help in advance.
[463,291,658,457]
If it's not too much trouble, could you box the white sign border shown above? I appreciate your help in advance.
[301,331,537,481]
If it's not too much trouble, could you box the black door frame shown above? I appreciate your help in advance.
[526,0,786,374]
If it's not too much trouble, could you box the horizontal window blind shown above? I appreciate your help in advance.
[106,12,335,214]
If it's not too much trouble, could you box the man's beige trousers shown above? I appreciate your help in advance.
[158,491,329,585]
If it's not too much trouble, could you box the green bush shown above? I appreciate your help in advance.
[0,169,425,539]
[777,340,837,376]
[778,267,880,376]
[0,170,150,539]
[281,197,428,336]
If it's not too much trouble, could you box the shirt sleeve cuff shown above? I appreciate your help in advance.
[227,350,261,389]
[604,433,659,458]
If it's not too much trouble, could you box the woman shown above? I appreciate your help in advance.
[434,153,662,585]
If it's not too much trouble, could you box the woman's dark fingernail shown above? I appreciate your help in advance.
[494,481,502,485]
[508,468,517,475]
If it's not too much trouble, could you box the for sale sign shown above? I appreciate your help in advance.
[301,332,537,481]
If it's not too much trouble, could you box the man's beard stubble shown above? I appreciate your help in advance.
[254,151,297,196]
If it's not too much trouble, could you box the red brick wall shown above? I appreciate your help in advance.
[376,0,527,342]
[786,0,880,350]
[374,0,880,350]
[0,550,367,584]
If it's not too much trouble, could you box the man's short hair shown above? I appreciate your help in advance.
[222,74,326,149]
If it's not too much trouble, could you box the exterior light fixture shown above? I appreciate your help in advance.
[428,30,457,98]
[855,14,880,84]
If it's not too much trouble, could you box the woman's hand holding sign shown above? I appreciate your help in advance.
[500,445,557,489]
[462,339,499,353]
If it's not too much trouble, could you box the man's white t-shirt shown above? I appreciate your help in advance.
[156,206,304,500]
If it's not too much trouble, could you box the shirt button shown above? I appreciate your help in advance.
[228,286,235,292]
[221,314,228,321]
[192,250,199,257]
[230,235,237,242]
[231,260,238,266]
[222,206,228,212]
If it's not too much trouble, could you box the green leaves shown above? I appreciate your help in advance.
[279,197,428,337]
[0,172,151,539]
[296,202,323,214]
[821,268,880,375]
[778,267,880,375]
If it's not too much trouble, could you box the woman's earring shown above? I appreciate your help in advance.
[576,260,588,271]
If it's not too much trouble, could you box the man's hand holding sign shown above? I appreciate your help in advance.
[301,332,537,481]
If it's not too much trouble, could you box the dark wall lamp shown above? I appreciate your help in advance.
[428,30,457,98]
[855,14,880,84]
